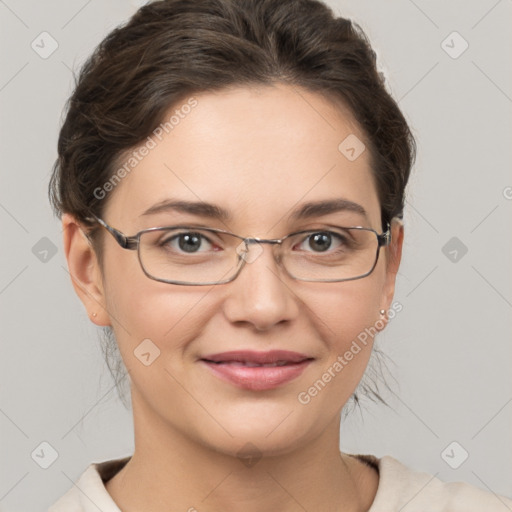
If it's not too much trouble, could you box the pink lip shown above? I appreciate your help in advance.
[199,350,314,391]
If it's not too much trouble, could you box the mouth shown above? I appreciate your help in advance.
[199,350,315,391]
[203,360,303,367]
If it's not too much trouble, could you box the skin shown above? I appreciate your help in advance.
[62,82,403,512]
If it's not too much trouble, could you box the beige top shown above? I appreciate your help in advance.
[49,453,512,511]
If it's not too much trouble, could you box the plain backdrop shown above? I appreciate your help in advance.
[1,0,511,510]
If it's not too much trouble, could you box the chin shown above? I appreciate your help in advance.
[193,414,315,459]
[212,435,306,462]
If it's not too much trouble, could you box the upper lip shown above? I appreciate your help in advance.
[200,350,314,364]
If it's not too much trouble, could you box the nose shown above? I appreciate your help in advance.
[221,241,299,331]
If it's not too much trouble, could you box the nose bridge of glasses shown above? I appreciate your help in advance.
[244,237,282,246]
[236,237,284,265]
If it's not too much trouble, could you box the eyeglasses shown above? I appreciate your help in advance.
[85,214,391,286]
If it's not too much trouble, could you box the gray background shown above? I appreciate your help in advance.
[1,0,511,510]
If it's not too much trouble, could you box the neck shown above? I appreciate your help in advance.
[106,391,377,512]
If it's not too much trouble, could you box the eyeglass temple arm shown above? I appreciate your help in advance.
[84,214,138,250]
[377,222,392,247]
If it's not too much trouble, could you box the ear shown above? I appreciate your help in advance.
[379,218,404,324]
[62,213,110,326]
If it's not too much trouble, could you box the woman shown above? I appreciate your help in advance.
[48,0,512,510]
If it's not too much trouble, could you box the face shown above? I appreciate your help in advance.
[64,83,403,458]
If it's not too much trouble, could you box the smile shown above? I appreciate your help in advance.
[199,350,314,391]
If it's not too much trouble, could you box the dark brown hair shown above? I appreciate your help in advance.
[49,0,415,408]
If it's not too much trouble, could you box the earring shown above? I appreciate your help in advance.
[92,312,97,318]
[379,309,386,316]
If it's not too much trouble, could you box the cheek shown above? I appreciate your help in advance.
[101,249,208,360]
[300,272,385,349]
[299,275,385,392]
[294,278,386,412]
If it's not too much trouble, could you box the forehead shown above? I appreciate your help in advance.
[104,83,381,231]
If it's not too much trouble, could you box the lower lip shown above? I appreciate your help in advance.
[200,360,313,391]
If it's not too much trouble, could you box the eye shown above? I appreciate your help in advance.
[159,230,217,254]
[295,231,348,253]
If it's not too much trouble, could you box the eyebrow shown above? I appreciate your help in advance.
[141,197,368,223]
